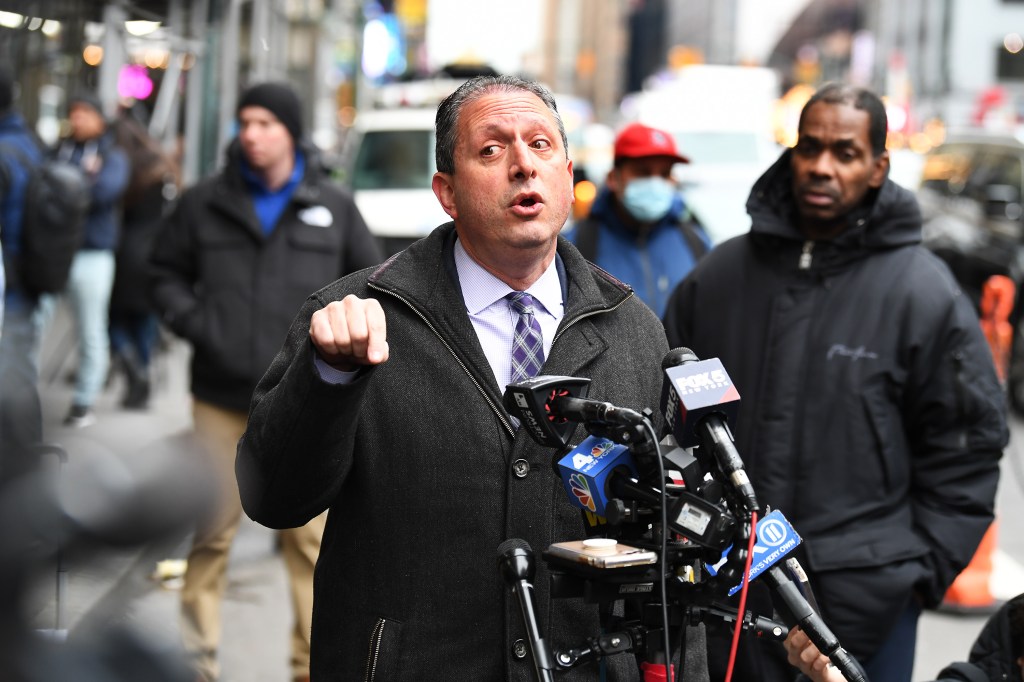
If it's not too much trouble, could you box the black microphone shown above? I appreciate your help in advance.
[659,348,696,439]
[497,539,555,682]
[550,395,646,428]
[504,376,592,449]
[504,376,647,449]
[659,348,760,514]
[763,565,868,682]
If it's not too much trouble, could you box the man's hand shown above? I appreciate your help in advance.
[309,295,389,371]
[784,627,847,682]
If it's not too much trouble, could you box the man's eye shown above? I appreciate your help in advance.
[531,139,551,150]
[482,145,503,156]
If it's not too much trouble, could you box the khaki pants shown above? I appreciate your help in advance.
[182,399,325,681]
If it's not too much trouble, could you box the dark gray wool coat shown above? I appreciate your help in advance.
[237,223,681,681]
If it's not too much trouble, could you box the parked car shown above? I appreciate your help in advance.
[917,131,1024,412]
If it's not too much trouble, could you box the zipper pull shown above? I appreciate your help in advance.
[799,241,814,270]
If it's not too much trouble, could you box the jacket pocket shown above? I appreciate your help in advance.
[364,617,404,682]
[287,224,343,293]
[803,523,930,572]
[289,221,339,250]
[859,383,908,494]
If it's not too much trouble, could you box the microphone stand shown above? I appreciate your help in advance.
[498,540,556,682]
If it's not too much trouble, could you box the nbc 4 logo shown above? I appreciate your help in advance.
[569,473,596,512]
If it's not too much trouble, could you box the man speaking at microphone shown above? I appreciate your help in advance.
[663,82,1008,681]
[236,76,676,681]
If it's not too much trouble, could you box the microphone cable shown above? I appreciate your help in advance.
[644,417,674,682]
[724,509,758,682]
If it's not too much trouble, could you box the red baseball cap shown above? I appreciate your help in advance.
[613,122,689,164]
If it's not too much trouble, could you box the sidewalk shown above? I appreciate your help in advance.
[27,302,293,682]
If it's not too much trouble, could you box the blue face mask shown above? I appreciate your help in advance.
[621,176,675,223]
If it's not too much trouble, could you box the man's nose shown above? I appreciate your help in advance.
[508,141,536,180]
[808,152,835,177]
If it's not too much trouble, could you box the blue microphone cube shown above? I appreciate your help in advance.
[557,435,637,517]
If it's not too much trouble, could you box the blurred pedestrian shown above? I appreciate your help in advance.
[108,113,179,410]
[0,65,46,485]
[53,91,130,428]
[663,82,1007,682]
[567,122,710,318]
[149,81,382,682]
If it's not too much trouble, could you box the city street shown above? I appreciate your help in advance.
[19,301,1024,681]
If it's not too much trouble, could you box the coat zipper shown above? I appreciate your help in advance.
[789,259,827,519]
[365,618,386,682]
[368,282,633,437]
[799,240,814,270]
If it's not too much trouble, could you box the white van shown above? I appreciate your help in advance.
[338,106,451,257]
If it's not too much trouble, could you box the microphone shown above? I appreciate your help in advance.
[551,396,647,428]
[763,566,868,682]
[659,348,697,439]
[703,510,868,682]
[504,376,592,449]
[504,376,646,449]
[706,509,801,595]
[497,539,555,682]
[555,435,665,517]
[659,348,759,514]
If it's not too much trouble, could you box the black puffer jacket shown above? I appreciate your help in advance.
[664,151,1007,665]
[935,593,1024,681]
[150,141,383,411]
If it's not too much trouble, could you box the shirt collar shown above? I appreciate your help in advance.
[454,237,563,317]
[240,149,305,194]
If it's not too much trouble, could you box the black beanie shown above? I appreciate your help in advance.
[69,90,104,116]
[237,82,304,142]
[0,66,14,112]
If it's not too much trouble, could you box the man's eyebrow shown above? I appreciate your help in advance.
[476,115,556,137]
[798,134,861,149]
[831,138,858,148]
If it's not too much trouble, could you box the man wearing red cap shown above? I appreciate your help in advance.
[568,122,710,318]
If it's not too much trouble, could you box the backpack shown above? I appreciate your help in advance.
[0,142,90,295]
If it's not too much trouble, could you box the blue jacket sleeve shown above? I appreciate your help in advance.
[91,146,129,206]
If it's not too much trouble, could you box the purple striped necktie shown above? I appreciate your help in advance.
[507,292,545,382]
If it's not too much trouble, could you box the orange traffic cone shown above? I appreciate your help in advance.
[940,275,1015,614]
[942,522,1000,613]
[978,275,1015,385]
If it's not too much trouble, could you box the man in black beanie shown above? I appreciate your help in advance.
[235,82,305,144]
[150,81,382,682]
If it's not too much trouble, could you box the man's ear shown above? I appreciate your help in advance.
[432,172,457,219]
[869,150,890,189]
[567,159,576,205]
[605,166,622,194]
